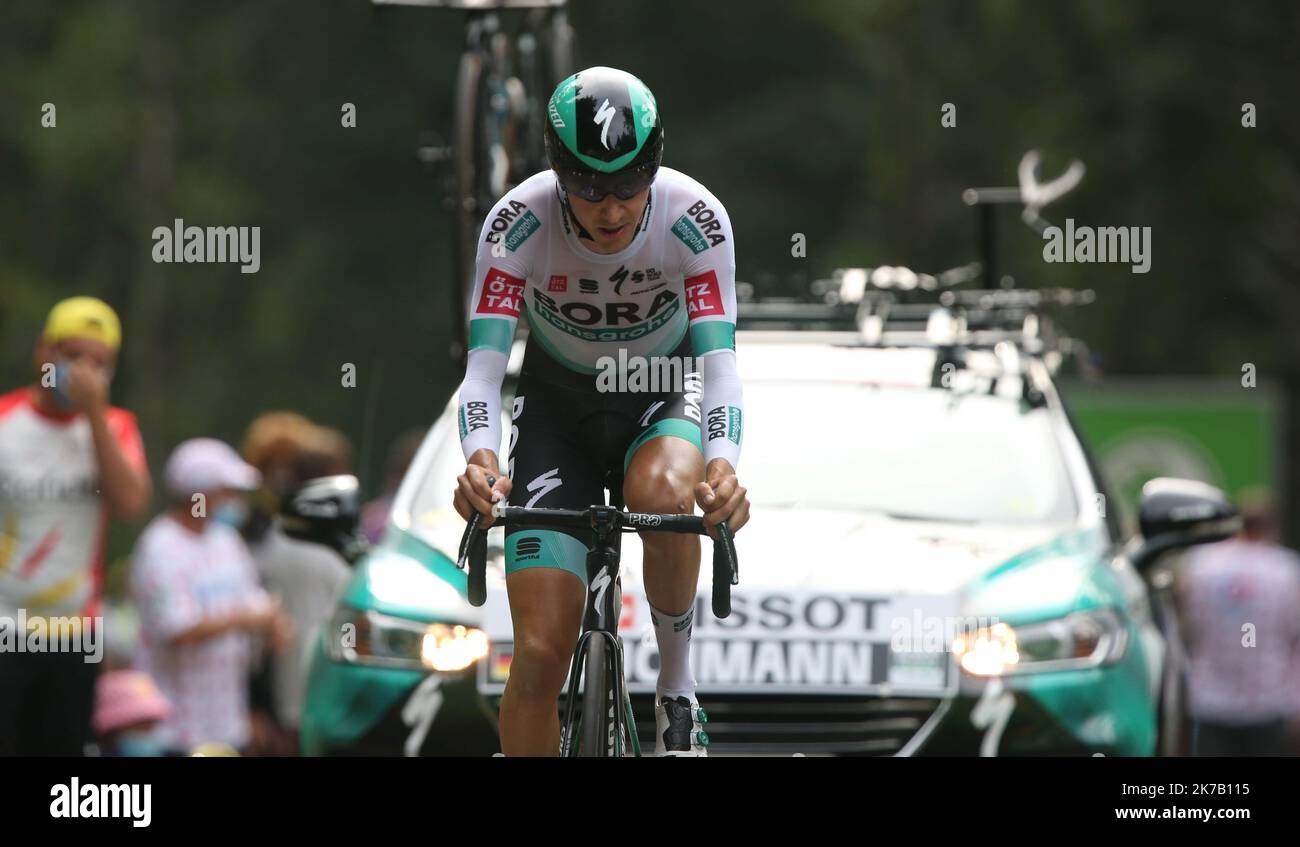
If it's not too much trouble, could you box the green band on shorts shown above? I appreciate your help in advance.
[623,417,704,473]
[505,529,589,585]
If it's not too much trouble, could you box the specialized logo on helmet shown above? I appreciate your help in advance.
[576,95,635,162]
[547,99,564,129]
[594,98,617,150]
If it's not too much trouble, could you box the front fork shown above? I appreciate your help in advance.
[560,525,639,756]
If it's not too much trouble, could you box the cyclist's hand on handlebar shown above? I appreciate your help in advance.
[454,449,512,527]
[695,458,750,535]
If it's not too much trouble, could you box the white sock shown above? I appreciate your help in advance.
[650,602,697,703]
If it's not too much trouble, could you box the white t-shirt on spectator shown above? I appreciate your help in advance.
[0,387,147,618]
[129,513,268,750]
[1179,538,1300,725]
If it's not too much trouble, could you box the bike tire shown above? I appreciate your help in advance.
[546,7,574,89]
[579,636,610,757]
[622,684,640,757]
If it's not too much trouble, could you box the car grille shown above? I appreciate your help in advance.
[629,693,943,756]
[483,693,945,756]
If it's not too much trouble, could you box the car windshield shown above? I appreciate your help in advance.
[744,380,1078,525]
[397,377,1079,556]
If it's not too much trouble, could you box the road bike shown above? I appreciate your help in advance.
[457,472,739,756]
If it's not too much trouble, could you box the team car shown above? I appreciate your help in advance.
[297,266,1238,756]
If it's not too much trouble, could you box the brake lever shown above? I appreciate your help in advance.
[711,520,738,619]
[458,473,498,606]
[456,511,482,572]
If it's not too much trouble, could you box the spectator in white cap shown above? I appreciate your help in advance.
[128,437,293,754]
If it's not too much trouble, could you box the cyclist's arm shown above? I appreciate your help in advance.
[456,202,531,466]
[459,347,510,465]
[681,191,743,472]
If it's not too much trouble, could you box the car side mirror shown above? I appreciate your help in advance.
[1130,477,1241,574]
[278,474,367,564]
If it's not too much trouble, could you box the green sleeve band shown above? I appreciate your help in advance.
[689,320,736,357]
[468,318,515,355]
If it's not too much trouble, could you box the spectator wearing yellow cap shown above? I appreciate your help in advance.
[0,296,153,756]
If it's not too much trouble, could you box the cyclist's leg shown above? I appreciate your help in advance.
[500,568,585,756]
[622,400,710,755]
[498,357,604,756]
[620,347,706,618]
[623,436,703,616]
[620,358,706,709]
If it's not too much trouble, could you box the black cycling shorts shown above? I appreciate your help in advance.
[504,334,704,585]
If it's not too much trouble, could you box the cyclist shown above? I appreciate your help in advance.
[452,66,749,756]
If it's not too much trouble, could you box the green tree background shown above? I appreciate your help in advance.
[2,0,1296,563]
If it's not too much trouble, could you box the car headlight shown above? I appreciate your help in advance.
[421,623,491,672]
[951,608,1128,676]
[325,606,489,672]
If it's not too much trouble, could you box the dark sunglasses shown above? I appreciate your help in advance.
[557,164,657,203]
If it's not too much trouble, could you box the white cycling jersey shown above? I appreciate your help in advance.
[456,167,743,470]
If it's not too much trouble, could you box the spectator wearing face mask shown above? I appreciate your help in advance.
[0,296,152,756]
[238,415,352,752]
[128,438,293,754]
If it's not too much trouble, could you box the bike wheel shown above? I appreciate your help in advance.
[579,636,610,757]
[452,50,486,365]
[545,7,574,89]
[621,685,640,757]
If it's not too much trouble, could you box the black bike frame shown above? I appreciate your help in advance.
[564,502,631,756]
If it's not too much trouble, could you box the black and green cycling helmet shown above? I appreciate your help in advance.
[544,66,663,201]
